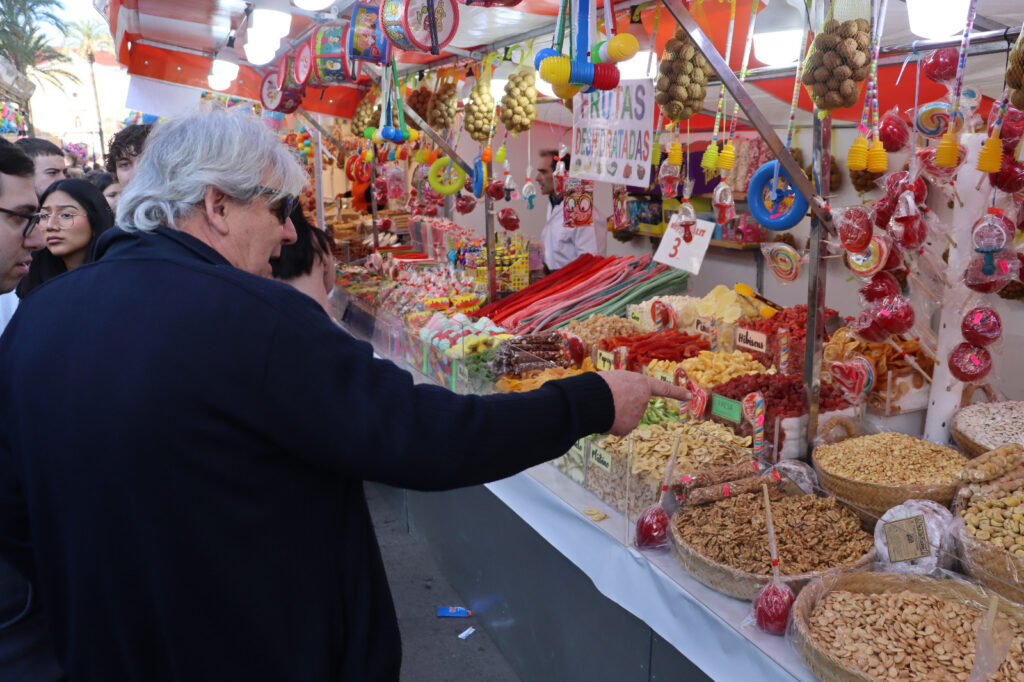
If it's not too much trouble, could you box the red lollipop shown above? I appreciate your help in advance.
[851,306,890,343]
[859,272,902,302]
[875,295,915,334]
[455,193,477,215]
[964,256,1013,294]
[885,171,927,204]
[379,217,393,232]
[497,207,520,231]
[888,213,927,250]
[948,342,992,383]
[486,180,505,201]
[881,236,904,271]
[961,307,1002,347]
[754,582,795,636]
[634,506,670,549]
[879,109,911,152]
[922,48,959,83]
[872,196,897,230]
[990,156,1024,194]
[990,105,1024,154]
[836,206,873,253]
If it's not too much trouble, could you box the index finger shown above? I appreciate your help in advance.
[646,376,691,402]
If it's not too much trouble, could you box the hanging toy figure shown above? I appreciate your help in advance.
[658,142,683,198]
[670,182,698,243]
[522,165,537,209]
[502,158,517,201]
[553,144,569,195]
[713,180,735,226]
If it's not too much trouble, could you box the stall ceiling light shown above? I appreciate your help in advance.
[208,73,232,91]
[752,0,804,67]
[618,50,653,81]
[251,8,293,39]
[244,37,279,65]
[906,0,970,40]
[292,0,335,9]
[212,58,240,81]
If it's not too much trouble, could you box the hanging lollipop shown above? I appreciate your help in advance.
[747,25,810,231]
[719,0,760,171]
[700,0,737,175]
[935,0,979,168]
[658,142,683,198]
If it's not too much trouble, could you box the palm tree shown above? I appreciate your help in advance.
[66,19,113,154]
[0,0,73,135]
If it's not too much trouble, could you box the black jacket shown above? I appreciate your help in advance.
[0,226,615,681]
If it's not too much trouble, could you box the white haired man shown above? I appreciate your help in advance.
[0,106,688,681]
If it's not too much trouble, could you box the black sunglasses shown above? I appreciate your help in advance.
[255,186,297,225]
[0,206,41,238]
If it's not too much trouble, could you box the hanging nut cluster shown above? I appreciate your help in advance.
[427,81,459,130]
[352,91,377,132]
[1006,33,1024,109]
[802,18,872,110]
[405,84,432,130]
[499,70,538,136]
[655,28,714,122]
[464,75,495,144]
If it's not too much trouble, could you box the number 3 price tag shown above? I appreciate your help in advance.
[653,218,715,275]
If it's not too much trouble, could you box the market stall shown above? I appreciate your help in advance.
[99,0,1024,680]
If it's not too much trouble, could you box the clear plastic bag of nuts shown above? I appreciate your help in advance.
[800,0,873,111]
[786,569,1024,682]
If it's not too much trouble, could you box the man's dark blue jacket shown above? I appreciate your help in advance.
[0,227,615,681]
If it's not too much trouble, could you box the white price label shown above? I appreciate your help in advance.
[653,218,715,275]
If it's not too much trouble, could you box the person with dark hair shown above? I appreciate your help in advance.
[84,170,121,213]
[13,138,66,197]
[105,123,152,186]
[537,150,599,272]
[0,139,64,680]
[16,179,115,298]
[270,206,334,313]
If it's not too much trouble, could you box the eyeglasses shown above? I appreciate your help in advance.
[0,206,41,238]
[255,186,297,225]
[37,210,83,230]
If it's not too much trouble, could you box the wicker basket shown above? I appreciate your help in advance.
[812,419,960,530]
[951,384,1009,458]
[791,571,1024,682]
[669,509,875,601]
[956,509,1024,606]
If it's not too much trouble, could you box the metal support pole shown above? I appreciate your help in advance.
[661,0,831,231]
[311,112,326,232]
[404,107,474,177]
[369,154,380,251]
[803,113,831,456]
[484,161,497,302]
[299,110,344,162]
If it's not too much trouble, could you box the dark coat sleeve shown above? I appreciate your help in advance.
[0,443,34,582]
[260,306,615,491]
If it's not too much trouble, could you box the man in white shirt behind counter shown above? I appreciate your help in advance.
[536,150,600,272]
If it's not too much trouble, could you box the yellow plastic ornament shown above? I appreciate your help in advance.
[666,142,684,166]
[414,148,426,163]
[717,140,736,170]
[846,135,868,171]
[651,141,663,166]
[372,129,385,144]
[606,33,640,62]
[495,145,507,164]
[867,136,887,173]
[700,143,719,172]
[539,56,571,85]
[552,82,581,100]
[407,130,420,143]
[976,135,1003,173]
[362,150,372,162]
[934,132,960,168]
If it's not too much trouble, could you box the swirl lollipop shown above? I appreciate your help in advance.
[846,235,890,278]
[915,102,964,140]
[761,243,800,283]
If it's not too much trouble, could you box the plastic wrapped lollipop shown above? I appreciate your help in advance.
[553,144,569,195]
[657,142,683,198]
[887,190,926,250]
[634,436,680,551]
[521,165,537,210]
[712,180,735,225]
[502,159,517,201]
[751,484,794,635]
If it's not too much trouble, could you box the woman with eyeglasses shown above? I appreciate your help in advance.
[16,178,115,298]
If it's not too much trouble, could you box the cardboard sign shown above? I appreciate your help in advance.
[734,327,768,354]
[629,308,644,325]
[595,350,614,371]
[589,444,612,473]
[571,80,655,184]
[711,394,743,424]
[653,218,715,275]
[570,439,588,461]
[883,515,932,563]
[693,316,714,338]
[652,369,674,384]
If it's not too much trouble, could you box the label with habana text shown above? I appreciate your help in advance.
[883,515,932,563]
[734,327,768,354]
[589,445,612,473]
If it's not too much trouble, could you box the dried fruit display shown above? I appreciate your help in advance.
[801,17,873,110]
[498,69,538,135]
[806,588,1024,681]
[654,28,714,122]
[1007,31,1024,109]
[672,488,873,576]
[814,433,965,485]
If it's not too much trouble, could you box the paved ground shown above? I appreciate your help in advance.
[366,484,521,682]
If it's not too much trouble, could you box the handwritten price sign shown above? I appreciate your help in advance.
[654,218,715,275]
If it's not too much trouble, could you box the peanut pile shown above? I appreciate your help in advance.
[808,589,1024,681]
[814,433,965,485]
[672,489,873,576]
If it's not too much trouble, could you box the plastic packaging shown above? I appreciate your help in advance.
[948,342,993,383]
[771,460,817,495]
[887,190,926,250]
[634,437,680,551]
[922,47,959,85]
[496,207,520,232]
[873,499,955,575]
[875,295,915,335]
[961,306,1002,347]
[455,192,477,215]
[657,160,681,198]
[884,170,928,204]
[878,107,911,152]
[712,181,735,225]
[858,271,902,303]
[800,5,872,112]
[553,144,569,195]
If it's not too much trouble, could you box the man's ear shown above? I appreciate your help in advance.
[204,186,232,236]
